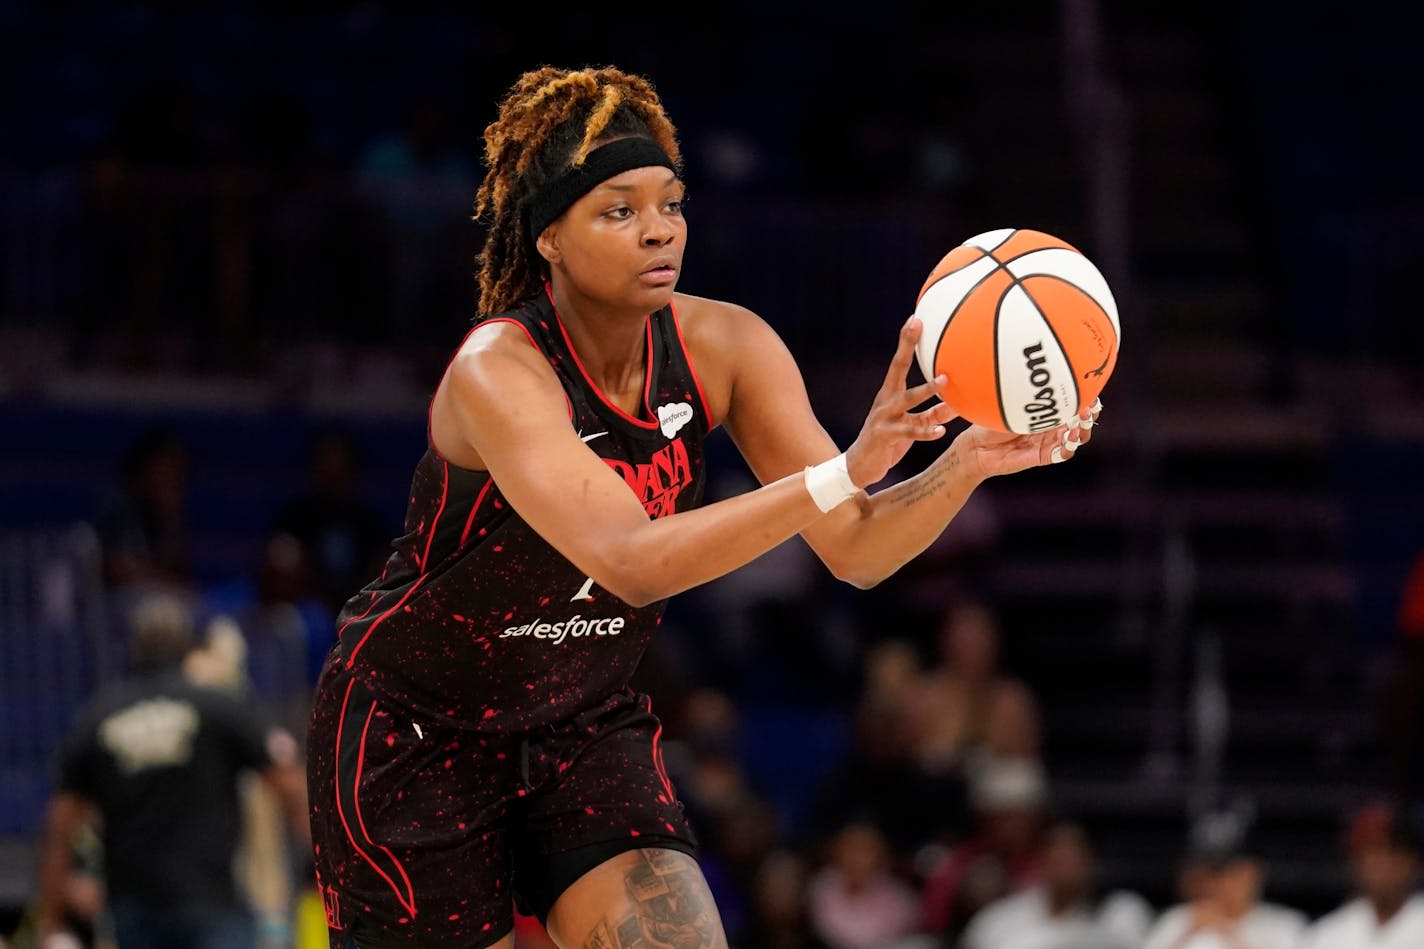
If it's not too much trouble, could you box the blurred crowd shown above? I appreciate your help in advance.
[5,422,1421,949]
[2,5,983,379]
[4,4,1424,949]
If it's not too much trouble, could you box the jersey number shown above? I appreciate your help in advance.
[571,576,596,602]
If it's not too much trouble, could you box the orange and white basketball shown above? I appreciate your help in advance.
[913,228,1120,434]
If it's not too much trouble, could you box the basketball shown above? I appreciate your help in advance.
[913,228,1120,434]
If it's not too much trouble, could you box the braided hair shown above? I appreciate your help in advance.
[474,66,682,317]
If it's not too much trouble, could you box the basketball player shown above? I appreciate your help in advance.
[306,66,1099,949]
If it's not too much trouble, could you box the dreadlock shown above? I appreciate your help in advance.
[473,66,682,317]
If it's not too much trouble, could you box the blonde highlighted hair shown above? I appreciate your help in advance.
[473,66,681,316]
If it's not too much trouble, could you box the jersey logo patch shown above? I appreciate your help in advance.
[657,401,693,439]
[605,437,693,518]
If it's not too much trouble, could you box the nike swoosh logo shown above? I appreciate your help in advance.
[580,431,607,444]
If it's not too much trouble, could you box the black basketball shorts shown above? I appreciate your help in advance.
[306,650,697,949]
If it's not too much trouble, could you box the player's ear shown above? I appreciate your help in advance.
[535,224,562,266]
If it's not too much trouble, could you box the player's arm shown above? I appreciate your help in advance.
[34,791,94,943]
[700,303,1091,588]
[259,728,310,845]
[435,322,941,607]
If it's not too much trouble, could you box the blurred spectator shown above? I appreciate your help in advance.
[670,689,753,833]
[237,533,330,724]
[1143,811,1307,949]
[811,642,968,853]
[1398,553,1424,640]
[15,819,107,949]
[186,616,303,949]
[83,77,261,370]
[807,824,920,949]
[910,600,1041,776]
[355,98,477,336]
[204,527,338,705]
[1173,848,1218,909]
[698,470,836,701]
[95,428,191,590]
[270,427,391,613]
[1303,803,1424,948]
[739,850,827,949]
[870,490,1000,631]
[959,821,1152,949]
[1385,552,1424,807]
[33,593,307,949]
[83,81,205,367]
[664,689,775,935]
[920,758,1048,942]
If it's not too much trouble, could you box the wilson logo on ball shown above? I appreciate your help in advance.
[912,228,1120,434]
[1021,342,1062,432]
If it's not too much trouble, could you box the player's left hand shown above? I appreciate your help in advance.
[953,398,1101,481]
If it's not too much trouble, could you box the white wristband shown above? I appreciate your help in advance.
[804,453,858,513]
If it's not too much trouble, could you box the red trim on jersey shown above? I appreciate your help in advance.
[475,316,541,354]
[336,592,383,639]
[642,319,656,420]
[343,574,430,669]
[335,679,417,917]
[645,695,676,803]
[668,300,715,429]
[356,698,417,914]
[544,283,658,430]
[480,316,575,420]
[427,322,484,459]
[418,460,450,572]
[458,478,495,548]
[429,316,571,469]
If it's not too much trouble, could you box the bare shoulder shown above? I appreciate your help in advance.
[432,319,563,468]
[454,317,542,364]
[672,293,784,426]
[447,318,556,394]
[671,292,764,332]
[671,292,781,353]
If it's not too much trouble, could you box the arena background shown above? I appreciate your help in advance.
[2,0,1422,946]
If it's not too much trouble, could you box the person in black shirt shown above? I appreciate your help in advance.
[35,594,307,949]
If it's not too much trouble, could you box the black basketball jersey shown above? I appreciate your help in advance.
[335,287,710,731]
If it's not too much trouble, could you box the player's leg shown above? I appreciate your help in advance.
[516,692,718,949]
[544,848,727,949]
[306,652,520,948]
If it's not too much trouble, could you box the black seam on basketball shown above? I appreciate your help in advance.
[991,270,1015,431]
[917,248,990,300]
[929,258,1005,388]
[1012,271,1116,334]
[1016,277,1081,420]
[1037,271,1116,380]
[975,228,1018,260]
[999,240,1082,267]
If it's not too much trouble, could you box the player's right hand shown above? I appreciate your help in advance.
[844,316,957,489]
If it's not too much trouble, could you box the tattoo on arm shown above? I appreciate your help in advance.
[887,449,963,509]
[584,851,722,949]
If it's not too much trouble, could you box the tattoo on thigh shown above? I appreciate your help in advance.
[583,852,721,949]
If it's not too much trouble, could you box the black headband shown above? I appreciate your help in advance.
[526,137,678,239]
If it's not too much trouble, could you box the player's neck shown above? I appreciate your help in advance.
[549,282,649,399]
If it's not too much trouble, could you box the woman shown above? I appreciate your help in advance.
[306,66,1097,949]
